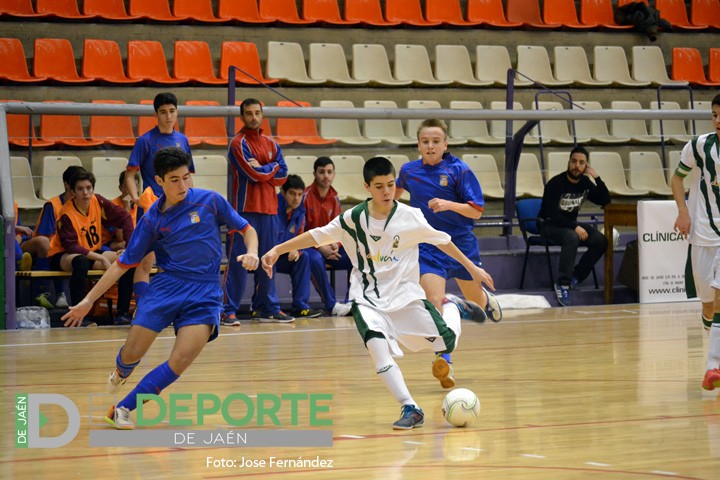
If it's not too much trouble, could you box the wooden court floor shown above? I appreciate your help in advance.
[1,302,720,479]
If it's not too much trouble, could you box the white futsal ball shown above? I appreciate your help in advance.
[442,388,480,427]
[600,226,620,248]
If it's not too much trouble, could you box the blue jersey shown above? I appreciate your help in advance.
[396,153,484,237]
[276,192,306,243]
[128,127,194,197]
[118,188,249,281]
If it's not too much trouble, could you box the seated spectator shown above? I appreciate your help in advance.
[272,175,324,319]
[102,171,139,252]
[303,157,352,316]
[539,147,611,307]
[47,170,136,326]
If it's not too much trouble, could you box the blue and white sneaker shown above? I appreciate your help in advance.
[483,287,502,322]
[445,294,486,323]
[392,405,424,430]
[554,283,571,307]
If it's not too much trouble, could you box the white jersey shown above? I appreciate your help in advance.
[310,201,451,311]
[678,132,720,246]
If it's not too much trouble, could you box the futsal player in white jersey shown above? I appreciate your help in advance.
[672,93,720,390]
[261,157,495,430]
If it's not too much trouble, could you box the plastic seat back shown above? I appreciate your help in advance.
[183,100,229,147]
[10,156,45,209]
[0,37,45,82]
[174,40,225,84]
[220,41,278,84]
[34,38,93,83]
[83,39,138,84]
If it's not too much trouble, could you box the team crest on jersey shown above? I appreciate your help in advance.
[289,223,297,234]
[370,235,381,241]
[439,175,448,187]
[393,235,400,248]
[425,336,437,343]
[189,211,200,223]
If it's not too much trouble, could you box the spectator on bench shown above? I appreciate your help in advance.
[48,170,136,326]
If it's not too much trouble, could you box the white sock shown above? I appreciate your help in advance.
[707,325,720,370]
[442,302,462,339]
[366,337,415,407]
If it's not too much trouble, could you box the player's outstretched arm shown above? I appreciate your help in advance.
[61,262,129,327]
[262,231,321,278]
[436,241,495,291]
[236,225,259,271]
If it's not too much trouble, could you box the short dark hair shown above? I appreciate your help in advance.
[712,94,720,108]
[363,157,395,184]
[119,170,140,188]
[153,92,178,112]
[313,156,334,172]
[62,165,86,185]
[154,147,191,180]
[240,98,262,115]
[282,174,305,192]
[569,146,590,162]
[70,170,96,190]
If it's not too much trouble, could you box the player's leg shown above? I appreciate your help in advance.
[691,245,716,331]
[108,324,159,394]
[132,252,155,303]
[573,224,608,285]
[60,253,90,307]
[306,247,341,313]
[703,249,720,390]
[542,225,578,306]
[222,231,248,321]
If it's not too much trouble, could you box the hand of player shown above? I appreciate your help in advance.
[288,250,300,262]
[428,198,451,213]
[237,253,259,271]
[575,226,588,241]
[131,195,141,207]
[585,165,598,179]
[15,225,33,237]
[61,298,93,327]
[470,266,495,291]
[674,211,691,239]
[100,256,113,270]
[247,158,261,168]
[261,249,279,278]
[318,244,340,260]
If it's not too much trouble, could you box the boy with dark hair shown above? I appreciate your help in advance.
[62,146,260,429]
[48,170,136,326]
[262,157,495,430]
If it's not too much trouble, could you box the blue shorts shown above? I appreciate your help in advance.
[133,273,222,342]
[419,233,481,281]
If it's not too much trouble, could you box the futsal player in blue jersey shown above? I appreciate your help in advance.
[62,147,259,429]
[395,119,502,389]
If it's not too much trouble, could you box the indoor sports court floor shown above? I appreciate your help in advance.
[1,302,718,479]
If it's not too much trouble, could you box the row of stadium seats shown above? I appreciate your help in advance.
[3,98,713,149]
[10,149,685,211]
[3,37,718,88]
[2,0,718,30]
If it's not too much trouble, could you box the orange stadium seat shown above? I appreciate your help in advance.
[173,0,226,22]
[40,101,105,147]
[183,100,229,147]
[385,0,441,26]
[220,41,278,84]
[275,100,337,145]
[0,38,46,82]
[709,48,720,82]
[83,39,140,84]
[466,0,523,26]
[425,0,482,26]
[127,40,188,84]
[173,40,226,84]
[657,0,708,28]
[35,0,95,19]
[0,0,45,17]
[672,47,720,86]
[544,0,591,28]
[579,0,632,28]
[217,0,273,23]
[83,0,143,20]
[129,0,189,21]
[506,0,561,27]
[89,100,137,147]
[344,0,400,26]
[34,38,94,83]
[691,0,720,28]
[259,0,315,24]
[303,0,360,25]
[3,100,54,147]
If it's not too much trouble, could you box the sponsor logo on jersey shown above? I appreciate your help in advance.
[370,235,381,241]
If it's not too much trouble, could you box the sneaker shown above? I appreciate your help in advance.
[331,302,352,316]
[19,252,32,271]
[35,292,54,309]
[570,278,579,290]
[702,369,720,391]
[432,353,456,389]
[114,313,132,326]
[107,369,128,394]
[252,310,295,323]
[445,293,486,323]
[392,405,424,430]
[221,313,241,326]
[702,316,713,331]
[554,283,571,307]
[54,292,69,308]
[293,308,323,318]
[105,405,134,430]
[483,287,503,322]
